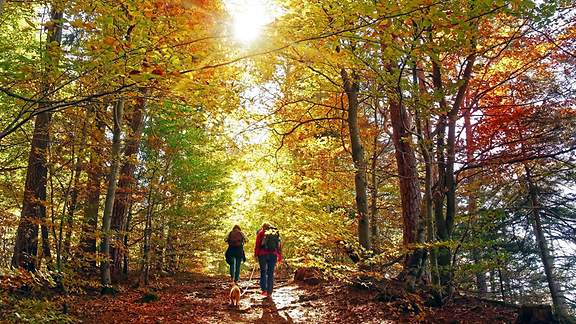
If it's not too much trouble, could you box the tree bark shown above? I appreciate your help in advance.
[13,108,50,270]
[444,53,475,238]
[101,98,124,289]
[498,266,507,302]
[385,64,425,287]
[78,107,105,269]
[11,8,63,271]
[139,169,157,287]
[110,89,148,281]
[122,204,133,275]
[524,165,567,316]
[369,146,379,241]
[62,114,89,263]
[413,60,436,284]
[369,100,380,243]
[464,105,488,297]
[166,219,177,273]
[430,61,451,290]
[341,68,371,250]
[430,52,475,292]
[41,222,53,270]
[153,204,167,273]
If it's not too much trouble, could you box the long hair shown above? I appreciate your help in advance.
[232,224,241,231]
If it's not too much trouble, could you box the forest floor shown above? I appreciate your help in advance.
[65,272,520,323]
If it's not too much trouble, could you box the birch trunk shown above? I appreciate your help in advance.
[100,99,124,289]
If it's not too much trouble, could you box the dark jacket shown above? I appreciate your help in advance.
[225,229,246,264]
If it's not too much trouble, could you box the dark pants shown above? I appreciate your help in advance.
[258,253,277,294]
[229,256,242,282]
[225,246,245,282]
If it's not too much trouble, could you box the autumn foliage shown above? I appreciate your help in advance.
[0,0,575,322]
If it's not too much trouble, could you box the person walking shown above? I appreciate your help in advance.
[254,222,282,297]
[225,225,246,283]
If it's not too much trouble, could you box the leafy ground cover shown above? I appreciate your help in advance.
[57,272,518,323]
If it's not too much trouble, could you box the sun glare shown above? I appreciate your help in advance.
[226,0,274,44]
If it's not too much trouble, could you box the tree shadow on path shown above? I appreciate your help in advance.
[255,297,294,323]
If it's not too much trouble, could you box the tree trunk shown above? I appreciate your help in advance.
[140,201,153,286]
[489,269,497,299]
[110,89,147,281]
[431,52,475,293]
[78,107,105,269]
[41,222,53,270]
[369,100,380,243]
[385,64,425,287]
[56,158,73,269]
[464,106,488,297]
[139,169,157,287]
[430,61,451,290]
[153,206,167,273]
[419,131,435,287]
[63,114,89,263]
[341,68,371,250]
[14,110,49,270]
[166,219,177,273]
[498,266,507,302]
[369,150,379,242]
[122,203,133,275]
[100,99,124,289]
[524,165,567,316]
[11,8,63,271]
[413,61,436,285]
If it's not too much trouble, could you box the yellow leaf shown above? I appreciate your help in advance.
[70,19,84,29]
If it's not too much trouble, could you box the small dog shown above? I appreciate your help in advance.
[229,282,241,307]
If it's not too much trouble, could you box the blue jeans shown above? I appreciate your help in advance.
[229,256,242,282]
[258,253,277,294]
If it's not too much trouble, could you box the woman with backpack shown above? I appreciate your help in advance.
[225,225,247,283]
[254,222,282,297]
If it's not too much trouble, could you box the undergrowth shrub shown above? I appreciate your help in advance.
[0,268,56,294]
[4,297,73,323]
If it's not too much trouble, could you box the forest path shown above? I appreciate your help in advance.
[72,272,343,323]
[71,272,518,323]
[163,272,326,323]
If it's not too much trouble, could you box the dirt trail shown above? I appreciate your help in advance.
[71,272,518,323]
[72,272,329,323]
[162,273,329,323]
